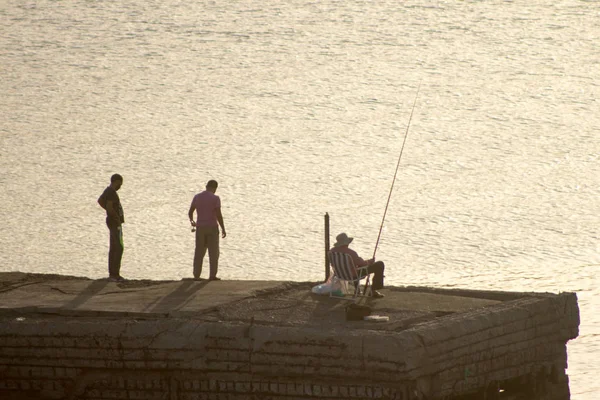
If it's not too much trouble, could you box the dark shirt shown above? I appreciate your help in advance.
[99,186,124,227]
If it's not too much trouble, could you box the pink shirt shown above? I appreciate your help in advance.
[330,245,369,267]
[191,191,221,227]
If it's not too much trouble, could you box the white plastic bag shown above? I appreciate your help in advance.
[311,274,335,295]
[330,276,347,297]
[311,282,332,295]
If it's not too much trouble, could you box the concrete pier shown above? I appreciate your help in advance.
[0,272,579,400]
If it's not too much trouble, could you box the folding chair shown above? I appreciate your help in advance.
[328,251,372,300]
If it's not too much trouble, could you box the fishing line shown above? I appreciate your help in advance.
[372,83,421,260]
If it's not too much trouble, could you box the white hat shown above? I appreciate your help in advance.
[333,232,354,247]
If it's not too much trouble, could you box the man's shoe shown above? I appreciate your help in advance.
[108,276,119,282]
[208,277,221,281]
[116,276,126,282]
[193,277,203,281]
[372,290,385,298]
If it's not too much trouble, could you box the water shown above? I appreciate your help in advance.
[1,0,598,397]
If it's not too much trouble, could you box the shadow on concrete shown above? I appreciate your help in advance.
[64,280,109,310]
[307,292,355,326]
[149,280,207,313]
[215,284,347,327]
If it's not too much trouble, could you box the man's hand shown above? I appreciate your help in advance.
[190,220,196,227]
[221,229,227,239]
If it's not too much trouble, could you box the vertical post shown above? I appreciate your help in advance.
[324,212,330,281]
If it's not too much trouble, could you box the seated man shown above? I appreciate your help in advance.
[330,232,385,298]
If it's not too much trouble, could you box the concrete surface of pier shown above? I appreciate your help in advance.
[0,272,580,400]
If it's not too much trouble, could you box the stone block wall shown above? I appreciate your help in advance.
[0,318,417,400]
[405,292,579,399]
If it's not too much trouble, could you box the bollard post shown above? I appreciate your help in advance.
[324,212,330,281]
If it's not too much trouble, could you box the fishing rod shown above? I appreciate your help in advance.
[372,83,421,260]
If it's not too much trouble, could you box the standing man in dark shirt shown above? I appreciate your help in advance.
[98,174,125,281]
[188,180,226,281]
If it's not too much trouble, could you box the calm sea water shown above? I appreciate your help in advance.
[1,0,598,397]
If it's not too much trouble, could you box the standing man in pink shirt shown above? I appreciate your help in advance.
[188,180,227,280]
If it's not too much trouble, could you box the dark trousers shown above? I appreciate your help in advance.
[367,261,385,290]
[108,224,123,277]
[193,226,220,279]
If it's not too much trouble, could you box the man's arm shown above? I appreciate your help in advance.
[188,204,196,227]
[105,200,120,224]
[349,248,369,267]
[216,208,226,238]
